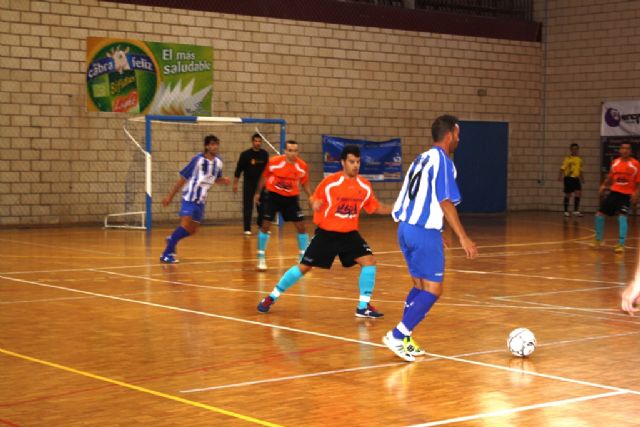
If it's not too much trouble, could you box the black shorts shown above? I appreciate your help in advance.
[599,190,631,216]
[563,177,581,193]
[301,228,373,269]
[262,191,304,222]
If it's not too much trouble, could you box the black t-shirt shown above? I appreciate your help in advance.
[234,148,269,182]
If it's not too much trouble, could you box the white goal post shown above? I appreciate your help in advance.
[104,114,286,231]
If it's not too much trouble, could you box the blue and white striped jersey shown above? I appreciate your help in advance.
[180,153,223,204]
[392,146,460,230]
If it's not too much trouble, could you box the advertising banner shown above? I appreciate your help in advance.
[86,37,213,115]
[601,100,640,136]
[322,135,402,182]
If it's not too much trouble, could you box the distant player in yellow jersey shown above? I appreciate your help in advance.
[558,143,584,217]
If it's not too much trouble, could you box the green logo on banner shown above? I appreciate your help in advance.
[86,41,158,113]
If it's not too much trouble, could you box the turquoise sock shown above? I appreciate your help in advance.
[258,231,270,259]
[270,265,304,300]
[595,215,605,241]
[618,215,628,245]
[297,233,309,252]
[297,233,309,261]
[357,265,376,309]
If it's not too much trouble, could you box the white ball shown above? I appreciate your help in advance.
[507,327,536,357]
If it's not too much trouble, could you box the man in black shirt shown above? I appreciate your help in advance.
[233,133,269,234]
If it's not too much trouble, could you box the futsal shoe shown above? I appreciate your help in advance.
[160,254,179,264]
[590,239,602,248]
[257,296,275,313]
[256,258,268,271]
[406,336,427,356]
[573,211,583,217]
[244,230,252,236]
[383,331,415,362]
[356,303,384,318]
[614,244,625,254]
[563,211,570,217]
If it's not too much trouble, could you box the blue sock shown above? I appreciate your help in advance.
[618,215,628,245]
[392,290,438,339]
[595,215,605,241]
[258,231,270,259]
[357,265,376,309]
[270,265,304,300]
[403,287,421,317]
[163,226,190,256]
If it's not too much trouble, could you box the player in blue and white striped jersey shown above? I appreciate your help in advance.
[383,114,478,362]
[160,134,230,263]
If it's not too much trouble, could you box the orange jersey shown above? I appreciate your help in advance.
[609,157,640,195]
[313,172,380,232]
[263,155,309,197]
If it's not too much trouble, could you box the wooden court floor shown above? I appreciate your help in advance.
[1,212,639,426]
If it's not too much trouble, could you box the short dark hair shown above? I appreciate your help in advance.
[252,133,262,140]
[204,134,219,145]
[285,140,298,146]
[341,145,361,160]
[570,143,579,149]
[431,114,459,142]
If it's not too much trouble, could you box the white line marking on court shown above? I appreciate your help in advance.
[495,284,624,299]
[182,330,640,393]
[0,237,116,256]
[0,275,384,348]
[0,255,299,275]
[4,274,640,399]
[405,391,627,427]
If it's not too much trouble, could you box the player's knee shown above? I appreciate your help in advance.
[298,264,312,274]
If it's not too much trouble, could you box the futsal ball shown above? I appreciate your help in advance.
[507,328,536,357]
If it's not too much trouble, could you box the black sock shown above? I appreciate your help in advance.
[563,196,569,212]
[574,197,580,211]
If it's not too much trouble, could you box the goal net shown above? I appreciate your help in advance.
[105,115,285,230]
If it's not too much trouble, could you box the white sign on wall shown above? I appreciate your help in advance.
[601,100,640,136]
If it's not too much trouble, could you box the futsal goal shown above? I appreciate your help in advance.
[104,115,286,230]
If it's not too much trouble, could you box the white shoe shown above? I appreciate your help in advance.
[382,331,415,362]
[572,211,583,217]
[244,231,252,236]
[256,258,268,271]
[563,212,570,217]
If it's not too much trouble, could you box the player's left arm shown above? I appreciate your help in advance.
[214,162,230,185]
[441,199,477,260]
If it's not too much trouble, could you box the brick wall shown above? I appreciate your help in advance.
[535,0,640,213]
[1,0,544,225]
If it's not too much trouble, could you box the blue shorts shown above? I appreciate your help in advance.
[179,200,205,222]
[398,221,444,282]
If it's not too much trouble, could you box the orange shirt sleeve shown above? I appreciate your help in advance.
[300,161,309,185]
[360,178,380,214]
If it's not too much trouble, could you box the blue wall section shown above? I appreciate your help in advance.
[455,121,508,213]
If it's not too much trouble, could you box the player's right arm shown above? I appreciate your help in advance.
[621,260,640,315]
[311,176,329,212]
[441,199,477,259]
[558,157,567,181]
[232,151,246,193]
[163,176,187,207]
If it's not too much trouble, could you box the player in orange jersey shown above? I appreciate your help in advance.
[257,145,392,317]
[253,140,313,271]
[593,143,640,253]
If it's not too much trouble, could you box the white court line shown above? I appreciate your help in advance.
[0,237,116,256]
[496,284,624,299]
[3,274,640,399]
[406,391,627,427]
[0,254,300,275]
[181,330,640,393]
[378,264,627,286]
